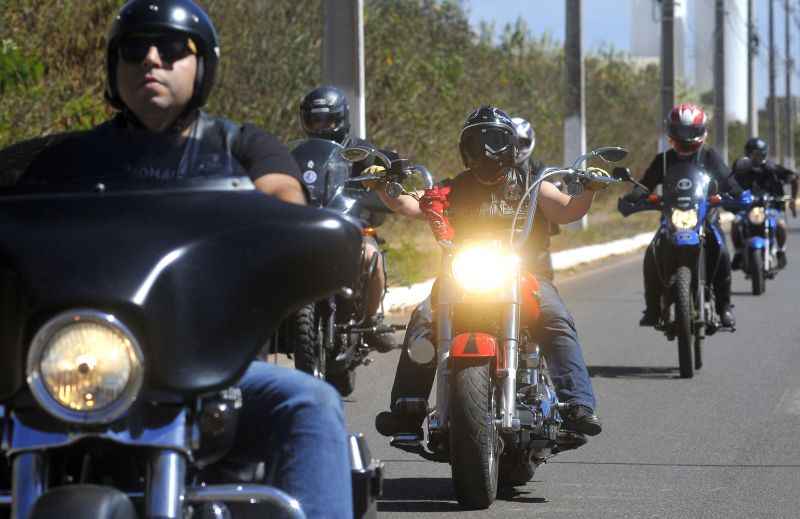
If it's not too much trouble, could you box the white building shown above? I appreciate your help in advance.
[694,0,748,122]
[630,0,687,79]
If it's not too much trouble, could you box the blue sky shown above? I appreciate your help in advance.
[466,0,790,109]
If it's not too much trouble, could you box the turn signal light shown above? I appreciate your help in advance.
[647,194,661,204]
[362,227,377,237]
[709,194,722,206]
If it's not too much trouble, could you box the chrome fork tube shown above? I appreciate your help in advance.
[146,450,186,519]
[501,278,521,431]
[11,452,45,519]
[434,301,453,427]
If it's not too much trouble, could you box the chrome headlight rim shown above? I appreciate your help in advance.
[670,208,699,230]
[26,309,144,425]
[748,207,766,225]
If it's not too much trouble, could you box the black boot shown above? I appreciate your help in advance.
[639,308,659,327]
[363,318,398,353]
[777,250,787,269]
[718,304,736,328]
[731,252,743,271]
[561,405,602,436]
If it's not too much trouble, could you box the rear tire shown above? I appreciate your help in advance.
[750,250,765,295]
[673,266,694,379]
[291,304,325,379]
[449,359,500,509]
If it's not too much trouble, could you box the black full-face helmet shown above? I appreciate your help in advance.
[299,86,351,144]
[744,137,768,166]
[105,0,221,112]
[459,106,518,184]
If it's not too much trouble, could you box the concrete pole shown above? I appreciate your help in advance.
[747,0,758,138]
[564,0,587,230]
[769,0,780,160]
[714,0,728,162]
[661,0,675,152]
[784,0,794,169]
[322,0,366,139]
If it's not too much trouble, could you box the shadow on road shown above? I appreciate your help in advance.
[587,365,679,379]
[378,477,549,512]
[378,477,461,513]
[731,290,756,296]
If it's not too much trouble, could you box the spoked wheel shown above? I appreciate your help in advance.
[673,266,694,379]
[449,358,500,509]
[291,304,325,379]
[750,250,765,295]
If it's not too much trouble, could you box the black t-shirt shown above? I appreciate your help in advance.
[641,147,741,195]
[20,111,301,187]
[732,158,797,198]
[440,165,554,280]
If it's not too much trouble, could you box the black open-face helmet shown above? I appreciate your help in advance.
[459,106,518,184]
[105,0,220,112]
[299,86,351,144]
[745,137,768,166]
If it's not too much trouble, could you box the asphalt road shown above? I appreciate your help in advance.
[344,222,800,519]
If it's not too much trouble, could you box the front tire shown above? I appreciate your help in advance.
[673,266,694,379]
[750,249,765,295]
[291,304,325,379]
[449,359,500,509]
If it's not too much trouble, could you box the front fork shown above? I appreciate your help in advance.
[432,279,521,434]
[10,449,187,519]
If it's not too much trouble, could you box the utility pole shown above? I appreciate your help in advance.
[322,0,366,139]
[661,0,676,152]
[564,0,587,230]
[784,0,794,169]
[769,0,780,160]
[714,0,728,161]
[747,0,758,137]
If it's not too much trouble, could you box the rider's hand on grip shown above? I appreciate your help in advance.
[583,167,612,192]
[361,165,387,191]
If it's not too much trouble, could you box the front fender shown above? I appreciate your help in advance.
[450,333,497,359]
[29,485,137,519]
[748,236,766,249]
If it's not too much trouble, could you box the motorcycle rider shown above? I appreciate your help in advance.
[623,103,742,328]
[730,137,798,269]
[370,106,606,442]
[299,86,397,352]
[20,1,352,517]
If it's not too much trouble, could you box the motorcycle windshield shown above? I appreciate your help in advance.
[661,161,711,210]
[0,181,362,398]
[290,138,352,207]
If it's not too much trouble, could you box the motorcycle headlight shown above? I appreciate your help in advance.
[670,208,698,230]
[27,310,144,425]
[451,243,520,293]
[748,207,766,225]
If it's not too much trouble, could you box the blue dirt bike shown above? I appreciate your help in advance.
[733,191,789,295]
[617,162,743,379]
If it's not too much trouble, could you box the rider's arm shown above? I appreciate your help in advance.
[236,124,307,205]
[537,180,594,225]
[254,174,307,205]
[374,188,426,219]
[706,148,743,196]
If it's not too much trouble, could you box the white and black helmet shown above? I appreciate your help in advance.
[511,116,535,165]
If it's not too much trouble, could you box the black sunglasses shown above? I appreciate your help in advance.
[118,35,196,64]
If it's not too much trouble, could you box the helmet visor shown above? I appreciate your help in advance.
[302,109,346,133]
[669,123,705,142]
[462,125,515,161]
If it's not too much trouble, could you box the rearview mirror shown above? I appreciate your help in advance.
[593,146,628,163]
[341,146,372,163]
[612,167,632,181]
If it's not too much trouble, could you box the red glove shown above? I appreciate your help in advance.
[420,186,455,242]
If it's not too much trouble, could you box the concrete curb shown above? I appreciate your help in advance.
[383,212,736,313]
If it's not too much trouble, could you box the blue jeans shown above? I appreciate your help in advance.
[228,361,353,519]
[389,278,597,413]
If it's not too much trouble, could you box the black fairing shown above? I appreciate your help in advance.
[662,161,710,210]
[291,138,351,207]
[0,189,361,399]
